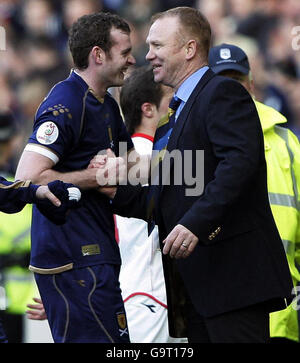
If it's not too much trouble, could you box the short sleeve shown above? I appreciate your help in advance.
[26,82,84,164]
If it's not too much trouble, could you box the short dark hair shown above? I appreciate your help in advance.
[151,7,211,59]
[120,66,164,135]
[68,12,131,70]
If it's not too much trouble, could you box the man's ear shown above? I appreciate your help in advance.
[185,40,197,60]
[90,46,104,65]
[249,78,255,96]
[141,102,156,118]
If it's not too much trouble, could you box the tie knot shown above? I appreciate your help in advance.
[168,96,181,112]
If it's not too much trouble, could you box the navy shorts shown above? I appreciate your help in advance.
[34,264,130,343]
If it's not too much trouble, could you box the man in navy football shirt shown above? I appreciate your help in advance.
[15,12,135,343]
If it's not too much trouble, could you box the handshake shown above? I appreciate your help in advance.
[88,148,150,190]
[87,148,128,200]
[88,148,127,186]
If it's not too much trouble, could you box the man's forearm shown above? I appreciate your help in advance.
[25,168,99,190]
[15,151,100,190]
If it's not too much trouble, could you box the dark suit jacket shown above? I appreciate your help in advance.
[113,69,294,337]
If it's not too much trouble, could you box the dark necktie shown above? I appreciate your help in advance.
[146,96,181,235]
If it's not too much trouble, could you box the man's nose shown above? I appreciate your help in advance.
[128,54,136,65]
[145,48,154,61]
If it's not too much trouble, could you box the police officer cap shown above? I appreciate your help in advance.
[209,43,250,75]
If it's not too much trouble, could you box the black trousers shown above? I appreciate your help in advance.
[186,298,270,343]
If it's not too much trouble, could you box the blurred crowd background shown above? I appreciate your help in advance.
[0,0,300,173]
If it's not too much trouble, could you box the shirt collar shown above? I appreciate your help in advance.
[175,66,209,103]
[69,69,89,90]
[70,69,105,103]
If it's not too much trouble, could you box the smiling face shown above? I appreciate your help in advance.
[146,16,188,90]
[101,28,136,88]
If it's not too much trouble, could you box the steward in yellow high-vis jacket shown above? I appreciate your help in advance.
[209,43,300,342]
[255,101,300,342]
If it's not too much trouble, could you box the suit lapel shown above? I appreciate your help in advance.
[167,68,215,153]
[159,69,215,194]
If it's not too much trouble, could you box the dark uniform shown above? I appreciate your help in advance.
[0,178,39,213]
[24,70,134,343]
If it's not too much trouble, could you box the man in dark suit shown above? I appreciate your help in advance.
[102,7,294,343]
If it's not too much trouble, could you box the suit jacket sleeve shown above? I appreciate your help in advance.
[0,177,39,213]
[112,184,149,222]
[179,79,264,243]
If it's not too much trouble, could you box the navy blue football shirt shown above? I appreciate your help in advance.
[26,70,134,272]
